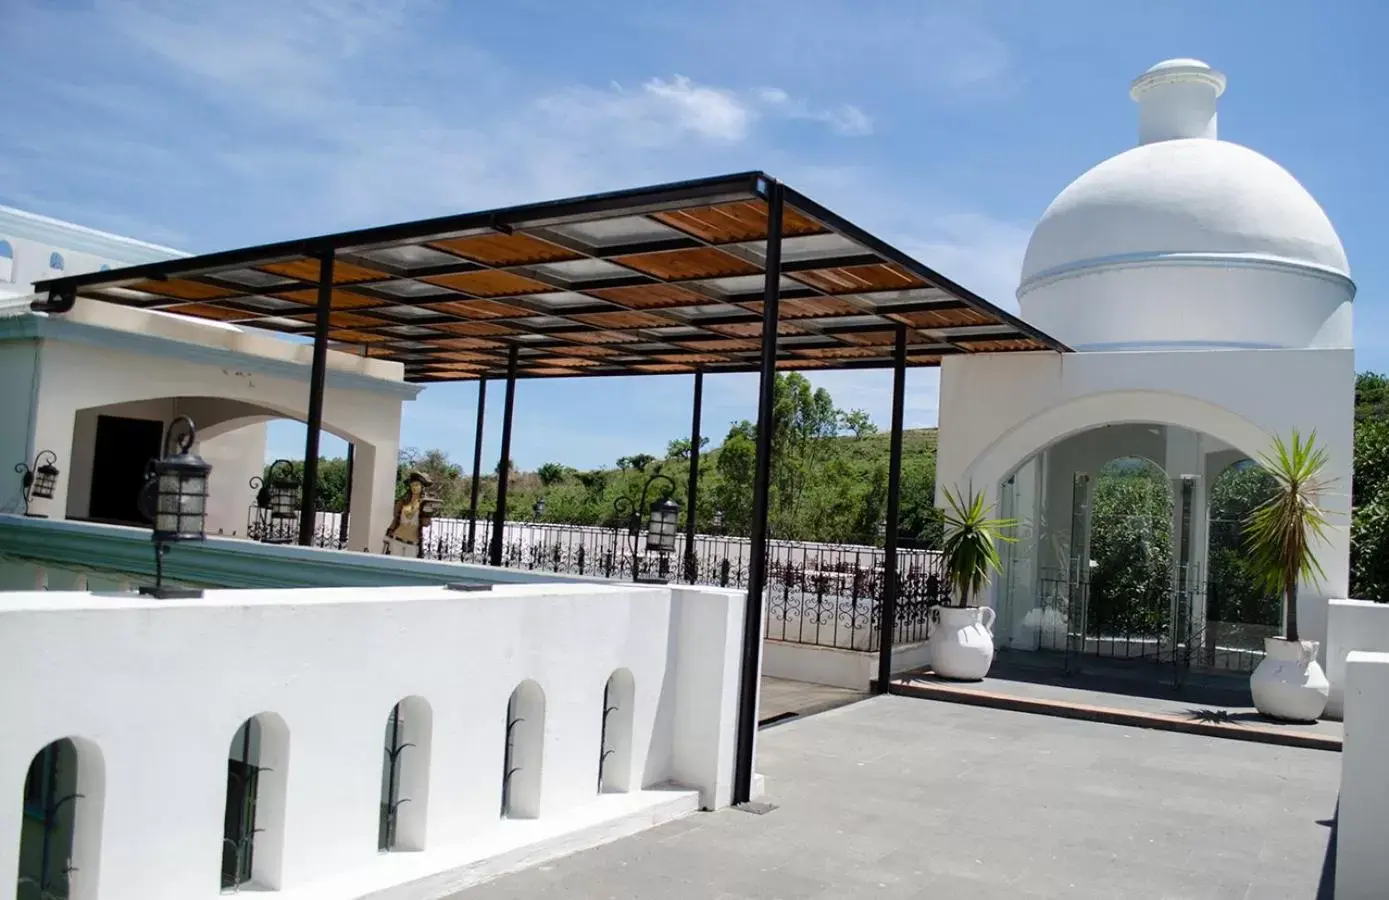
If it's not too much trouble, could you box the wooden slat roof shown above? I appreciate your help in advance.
[31,172,1070,382]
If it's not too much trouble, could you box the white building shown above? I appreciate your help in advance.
[0,209,417,550]
[936,59,1355,666]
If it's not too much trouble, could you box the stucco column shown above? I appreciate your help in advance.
[1165,428,1209,639]
[28,383,76,521]
[346,441,398,553]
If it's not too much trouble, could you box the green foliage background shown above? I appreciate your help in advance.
[276,371,1389,604]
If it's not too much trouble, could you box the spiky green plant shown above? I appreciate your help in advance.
[1244,431,1334,643]
[941,486,1017,608]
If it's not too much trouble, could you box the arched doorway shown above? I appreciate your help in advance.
[994,422,1242,684]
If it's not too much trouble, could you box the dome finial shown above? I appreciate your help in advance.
[1129,58,1227,145]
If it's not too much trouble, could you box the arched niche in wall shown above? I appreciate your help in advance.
[15,736,105,900]
[222,712,290,891]
[379,696,433,852]
[501,680,546,819]
[598,668,635,794]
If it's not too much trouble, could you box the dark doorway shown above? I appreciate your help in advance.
[87,415,162,526]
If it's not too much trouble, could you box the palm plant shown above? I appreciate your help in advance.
[1244,430,1334,643]
[940,486,1017,608]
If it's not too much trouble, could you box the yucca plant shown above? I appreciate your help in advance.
[1244,430,1334,643]
[940,486,1017,608]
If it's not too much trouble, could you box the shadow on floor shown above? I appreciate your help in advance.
[989,649,1255,708]
[1316,799,1338,899]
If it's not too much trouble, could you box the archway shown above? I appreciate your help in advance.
[221,713,289,891]
[993,422,1237,682]
[15,737,104,900]
[1203,459,1281,671]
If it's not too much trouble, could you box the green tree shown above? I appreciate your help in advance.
[666,436,709,460]
[537,462,568,486]
[840,409,877,439]
[1087,459,1174,634]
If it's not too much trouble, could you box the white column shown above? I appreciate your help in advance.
[1165,428,1209,636]
[346,440,398,553]
[1337,651,1389,897]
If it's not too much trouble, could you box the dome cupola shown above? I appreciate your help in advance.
[1017,59,1355,352]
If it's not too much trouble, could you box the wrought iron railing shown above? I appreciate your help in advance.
[238,511,947,652]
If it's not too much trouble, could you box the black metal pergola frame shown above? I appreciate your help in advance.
[32,171,1070,806]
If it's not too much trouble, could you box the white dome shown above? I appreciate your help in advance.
[1017,59,1355,352]
[1020,138,1351,288]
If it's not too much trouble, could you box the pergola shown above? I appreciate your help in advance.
[32,171,1070,804]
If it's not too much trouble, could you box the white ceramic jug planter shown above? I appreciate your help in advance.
[929,605,997,681]
[1250,637,1329,722]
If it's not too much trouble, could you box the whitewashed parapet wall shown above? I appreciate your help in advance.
[0,580,754,900]
[1336,650,1389,898]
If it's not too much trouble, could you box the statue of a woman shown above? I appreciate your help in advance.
[384,472,434,557]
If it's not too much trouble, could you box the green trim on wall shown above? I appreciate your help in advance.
[0,515,586,590]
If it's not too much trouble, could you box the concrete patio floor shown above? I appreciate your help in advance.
[450,694,1339,899]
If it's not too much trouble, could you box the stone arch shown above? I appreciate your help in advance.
[501,680,546,819]
[15,735,104,900]
[379,696,433,852]
[221,712,290,891]
[598,669,636,794]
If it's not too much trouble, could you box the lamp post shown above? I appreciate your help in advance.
[249,458,299,543]
[138,416,212,599]
[14,450,59,517]
[611,472,680,584]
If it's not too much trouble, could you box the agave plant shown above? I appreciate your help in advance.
[1244,430,1335,643]
[940,486,1017,608]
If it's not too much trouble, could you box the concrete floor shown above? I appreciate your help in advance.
[758,675,864,724]
[450,695,1339,899]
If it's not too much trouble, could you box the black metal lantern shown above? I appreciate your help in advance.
[137,417,212,599]
[712,509,725,535]
[148,417,212,543]
[266,459,300,520]
[533,497,546,519]
[14,449,60,517]
[611,472,678,584]
[646,497,680,554]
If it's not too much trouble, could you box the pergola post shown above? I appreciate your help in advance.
[299,250,334,547]
[876,325,908,693]
[468,378,487,553]
[338,442,354,547]
[732,179,783,805]
[490,351,519,567]
[683,370,704,582]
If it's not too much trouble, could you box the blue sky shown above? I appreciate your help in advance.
[3,0,1381,471]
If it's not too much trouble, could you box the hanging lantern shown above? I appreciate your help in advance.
[30,452,59,500]
[645,497,681,554]
[149,416,212,543]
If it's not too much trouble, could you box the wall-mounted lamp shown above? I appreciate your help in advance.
[14,450,59,517]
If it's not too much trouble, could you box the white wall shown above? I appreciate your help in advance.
[0,580,751,900]
[1324,599,1389,719]
[0,339,42,514]
[1336,650,1389,898]
[936,347,1354,655]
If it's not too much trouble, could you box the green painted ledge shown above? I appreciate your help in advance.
[0,515,588,590]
